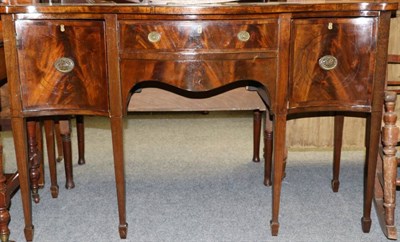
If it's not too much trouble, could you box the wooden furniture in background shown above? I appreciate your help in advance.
[0,1,396,241]
[374,91,399,240]
[371,12,400,239]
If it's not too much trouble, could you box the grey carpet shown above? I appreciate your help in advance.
[0,111,395,242]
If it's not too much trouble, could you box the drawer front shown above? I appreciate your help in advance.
[16,20,109,114]
[119,20,278,52]
[289,17,377,111]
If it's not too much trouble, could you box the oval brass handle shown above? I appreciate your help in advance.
[54,57,75,73]
[148,31,161,43]
[237,30,250,42]
[318,55,338,71]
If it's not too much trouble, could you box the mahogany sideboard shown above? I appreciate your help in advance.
[0,0,397,241]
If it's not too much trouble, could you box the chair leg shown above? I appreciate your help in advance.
[252,110,262,162]
[44,120,59,198]
[76,115,85,165]
[332,115,344,192]
[27,120,40,203]
[59,119,75,189]
[380,91,398,238]
[54,120,63,163]
[0,140,10,242]
[264,110,273,186]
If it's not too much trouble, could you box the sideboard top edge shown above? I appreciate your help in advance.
[0,1,397,14]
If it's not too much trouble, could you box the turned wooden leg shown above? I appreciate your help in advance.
[271,114,287,236]
[59,119,74,189]
[252,110,262,162]
[76,115,85,165]
[381,91,398,237]
[362,110,382,233]
[35,122,45,189]
[264,110,273,186]
[110,117,128,239]
[27,121,40,204]
[0,140,10,242]
[12,118,34,241]
[54,120,63,163]
[44,120,59,198]
[332,115,344,192]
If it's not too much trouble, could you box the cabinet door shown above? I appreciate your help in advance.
[289,18,377,112]
[16,20,109,115]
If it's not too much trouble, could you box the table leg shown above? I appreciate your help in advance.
[332,115,344,192]
[11,117,34,241]
[35,122,45,189]
[76,115,85,165]
[264,110,273,186]
[44,120,59,198]
[362,111,382,233]
[252,110,261,162]
[270,114,286,236]
[110,116,127,239]
[54,120,63,163]
[59,119,74,189]
[27,121,40,204]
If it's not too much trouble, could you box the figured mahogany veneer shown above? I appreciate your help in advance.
[120,20,278,51]
[16,20,109,115]
[289,18,377,111]
[119,19,278,112]
[0,1,397,241]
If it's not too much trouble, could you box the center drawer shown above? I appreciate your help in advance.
[119,19,278,52]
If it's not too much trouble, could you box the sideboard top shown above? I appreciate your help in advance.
[0,0,397,14]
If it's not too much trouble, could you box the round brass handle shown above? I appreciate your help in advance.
[237,30,250,42]
[54,57,75,73]
[148,31,161,43]
[318,55,338,71]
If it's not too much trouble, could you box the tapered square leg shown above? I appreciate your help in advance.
[11,117,34,242]
[332,115,344,192]
[271,114,287,236]
[110,117,128,239]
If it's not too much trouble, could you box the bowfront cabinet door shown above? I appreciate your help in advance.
[16,20,109,115]
[289,17,378,112]
[119,19,279,111]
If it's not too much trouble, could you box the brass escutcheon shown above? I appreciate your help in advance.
[237,30,250,42]
[318,55,338,71]
[54,57,75,73]
[148,31,161,43]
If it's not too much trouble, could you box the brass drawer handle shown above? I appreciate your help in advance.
[318,55,338,71]
[237,30,250,42]
[148,31,161,43]
[54,57,75,73]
